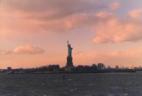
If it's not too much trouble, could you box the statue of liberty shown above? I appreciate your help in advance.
[66,41,74,68]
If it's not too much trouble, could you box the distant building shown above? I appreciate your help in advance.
[97,63,105,70]
[7,67,12,71]
[6,67,13,74]
[48,65,60,72]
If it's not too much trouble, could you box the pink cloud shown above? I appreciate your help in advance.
[128,9,142,19]
[0,44,45,55]
[13,44,45,54]
[0,0,103,38]
[1,0,142,44]
[93,10,142,44]
[109,2,120,10]
[95,11,113,19]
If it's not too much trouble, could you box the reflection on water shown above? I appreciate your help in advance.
[0,72,141,96]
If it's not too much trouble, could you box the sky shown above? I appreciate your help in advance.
[0,0,142,68]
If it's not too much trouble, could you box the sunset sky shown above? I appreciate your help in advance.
[0,0,142,68]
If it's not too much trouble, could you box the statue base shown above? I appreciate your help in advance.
[65,56,74,71]
[66,56,73,67]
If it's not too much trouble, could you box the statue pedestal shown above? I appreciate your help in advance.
[65,56,74,71]
[67,56,73,66]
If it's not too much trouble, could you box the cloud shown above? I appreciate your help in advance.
[109,2,120,10]
[93,10,142,44]
[1,0,142,44]
[0,44,45,55]
[128,9,142,19]
[95,11,113,19]
[0,0,104,37]
[1,0,99,19]
[13,44,45,54]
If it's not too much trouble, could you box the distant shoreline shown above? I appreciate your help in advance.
[5,70,136,74]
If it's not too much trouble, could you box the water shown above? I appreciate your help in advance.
[0,72,142,96]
